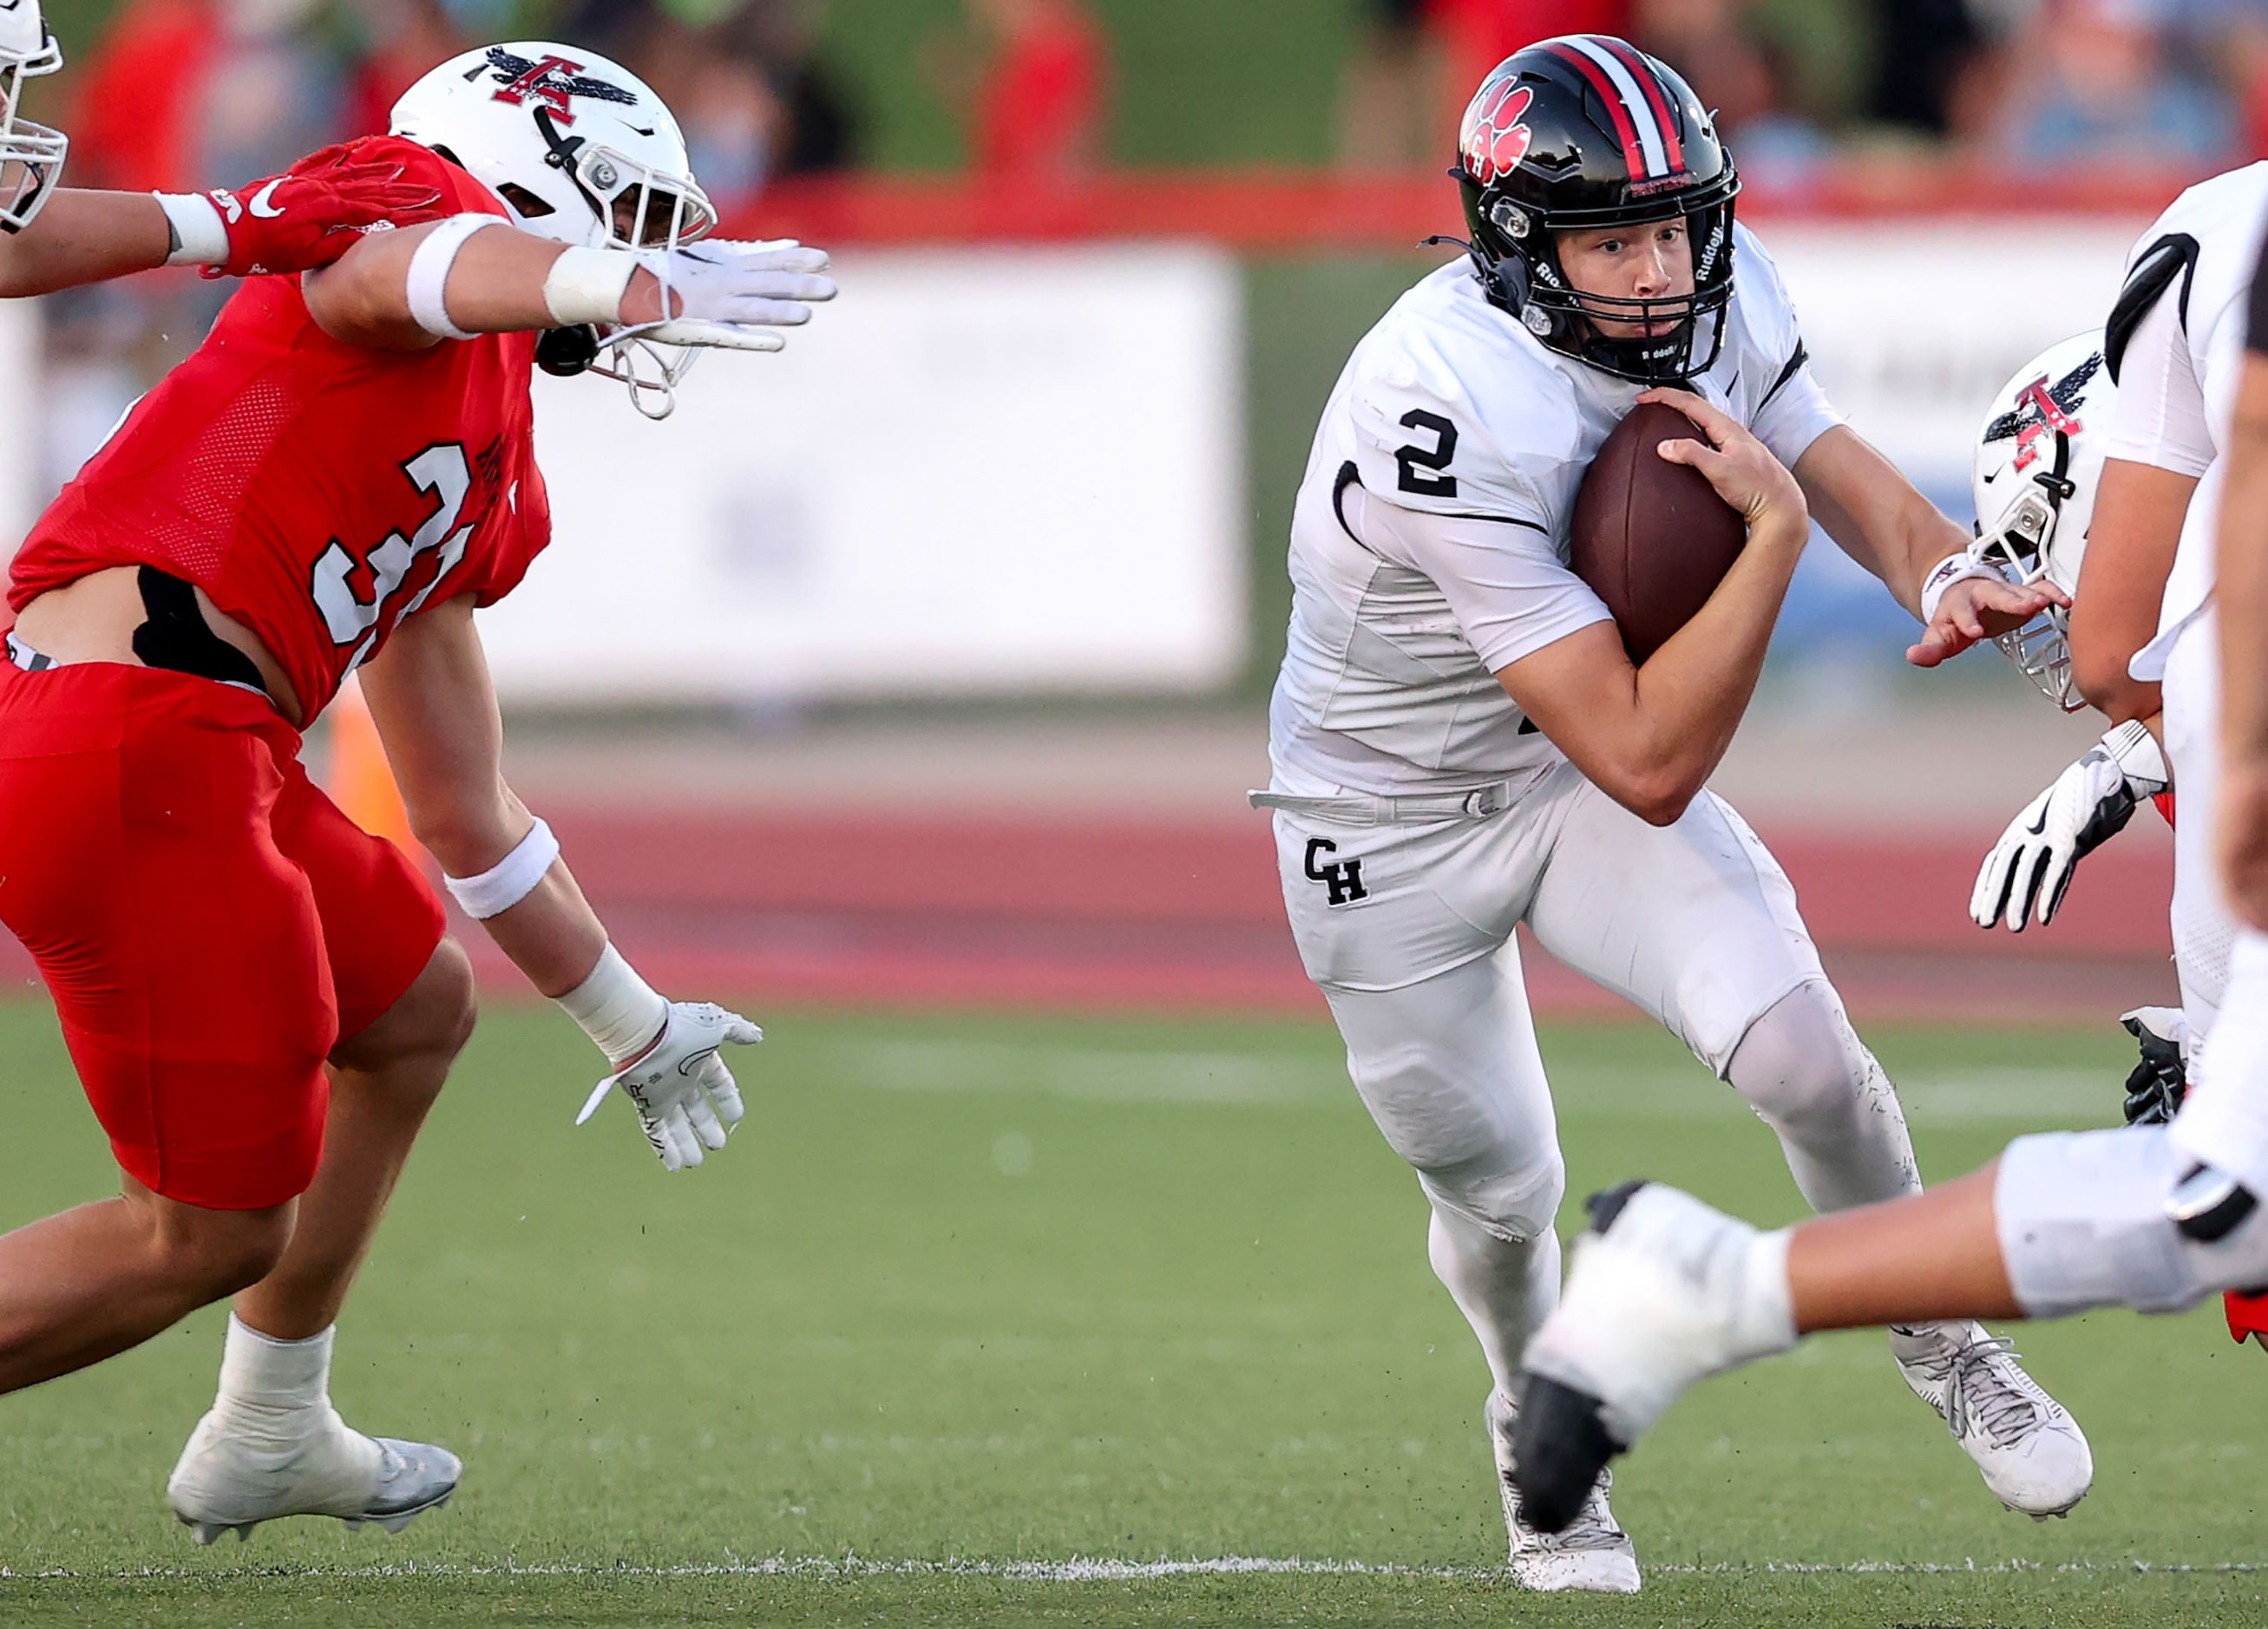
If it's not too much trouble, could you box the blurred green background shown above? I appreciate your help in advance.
[32,0,1875,173]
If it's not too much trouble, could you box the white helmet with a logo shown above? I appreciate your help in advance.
[0,0,67,232]
[1970,330,2115,710]
[390,43,715,254]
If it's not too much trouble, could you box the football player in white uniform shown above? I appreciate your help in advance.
[1508,173,2268,1538]
[1950,315,2268,1343]
[1256,35,2091,1593]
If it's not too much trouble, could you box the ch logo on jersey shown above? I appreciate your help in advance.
[1304,837,1369,907]
[1460,80,1534,186]
[475,47,636,126]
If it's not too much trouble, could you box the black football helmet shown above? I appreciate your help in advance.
[1452,36,1740,383]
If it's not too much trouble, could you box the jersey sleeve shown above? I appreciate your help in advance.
[1733,227,1844,469]
[473,458,550,606]
[1353,474,1611,672]
[1344,361,1557,531]
[2105,268,2214,477]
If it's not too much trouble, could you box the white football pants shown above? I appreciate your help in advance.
[2160,607,2239,1054]
[2000,932,2268,1318]
[1273,762,1923,1394]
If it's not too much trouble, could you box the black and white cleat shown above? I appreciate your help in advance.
[1509,1373,1627,1536]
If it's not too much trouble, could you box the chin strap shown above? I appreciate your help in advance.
[580,324,703,422]
[587,327,703,421]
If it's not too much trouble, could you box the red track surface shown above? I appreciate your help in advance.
[0,808,2165,1022]
[0,808,2169,1021]
[431,809,2173,1024]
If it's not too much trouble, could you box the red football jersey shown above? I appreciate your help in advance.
[10,136,552,722]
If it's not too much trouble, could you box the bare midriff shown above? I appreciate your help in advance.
[11,566,306,725]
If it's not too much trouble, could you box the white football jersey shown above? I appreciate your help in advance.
[1268,221,1842,796]
[2112,161,2268,679]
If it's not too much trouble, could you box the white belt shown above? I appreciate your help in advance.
[1247,776,1527,826]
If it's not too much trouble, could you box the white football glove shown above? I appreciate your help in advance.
[1971,719,2169,932]
[574,1001,764,1171]
[633,238,835,351]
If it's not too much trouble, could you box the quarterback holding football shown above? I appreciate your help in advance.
[1254,34,2089,1591]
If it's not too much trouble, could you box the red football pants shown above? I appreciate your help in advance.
[0,660,444,1209]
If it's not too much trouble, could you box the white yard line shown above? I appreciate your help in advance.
[1,1556,2263,1583]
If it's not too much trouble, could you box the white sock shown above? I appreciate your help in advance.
[213,1314,336,1440]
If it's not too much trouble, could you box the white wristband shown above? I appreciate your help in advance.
[1918,552,2014,625]
[2103,717,2171,795]
[154,192,228,267]
[554,944,668,1065]
[404,213,495,342]
[543,245,639,328]
[442,817,558,919]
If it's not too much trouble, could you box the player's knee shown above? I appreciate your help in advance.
[1727,984,1875,1137]
[154,1203,293,1301]
[1419,1147,1565,1245]
[1345,1040,1560,1239]
[335,938,477,1087]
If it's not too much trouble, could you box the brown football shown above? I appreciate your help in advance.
[1568,401,1748,664]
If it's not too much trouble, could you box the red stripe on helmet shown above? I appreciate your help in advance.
[1596,36,1684,173]
[1544,40,1648,180]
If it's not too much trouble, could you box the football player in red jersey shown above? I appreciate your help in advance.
[0,1,440,292]
[0,43,834,1542]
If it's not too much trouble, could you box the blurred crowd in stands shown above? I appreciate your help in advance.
[22,0,2268,484]
[36,0,2268,216]
[1343,0,2268,186]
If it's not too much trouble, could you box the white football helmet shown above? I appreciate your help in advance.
[1970,330,2115,710]
[0,0,67,233]
[392,43,718,416]
[391,43,713,252]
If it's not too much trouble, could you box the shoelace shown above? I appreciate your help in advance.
[1942,1334,2042,1449]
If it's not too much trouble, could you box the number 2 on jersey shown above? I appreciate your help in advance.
[1395,409,1459,498]
[311,443,475,671]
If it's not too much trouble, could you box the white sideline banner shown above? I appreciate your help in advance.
[1757,219,2148,496]
[481,245,1247,705]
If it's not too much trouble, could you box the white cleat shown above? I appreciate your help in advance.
[1512,1182,1798,1533]
[1889,1322,2093,1519]
[1486,1390,1640,1593]
[167,1403,461,1545]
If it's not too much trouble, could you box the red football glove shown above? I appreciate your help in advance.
[2227,1288,2268,1350]
[200,144,445,278]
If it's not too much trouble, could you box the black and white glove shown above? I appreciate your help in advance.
[2121,1006,2188,1127]
[1970,720,2169,932]
[557,945,764,1172]
[575,1001,763,1170]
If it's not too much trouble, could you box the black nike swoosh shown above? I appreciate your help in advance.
[2023,808,2050,836]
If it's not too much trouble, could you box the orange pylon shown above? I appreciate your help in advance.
[325,673,418,858]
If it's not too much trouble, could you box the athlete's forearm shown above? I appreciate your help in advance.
[302,218,665,350]
[1618,509,1807,814]
[0,190,170,297]
[1505,509,1804,825]
[472,859,612,998]
[1795,427,1967,619]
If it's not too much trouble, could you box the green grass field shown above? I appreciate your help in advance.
[0,998,2261,1627]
